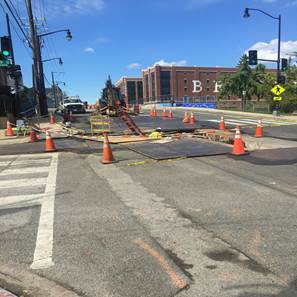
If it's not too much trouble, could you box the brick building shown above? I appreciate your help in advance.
[115,77,143,106]
[142,65,237,103]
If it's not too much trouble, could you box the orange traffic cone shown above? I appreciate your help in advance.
[255,119,263,138]
[150,107,154,117]
[153,107,157,117]
[101,133,115,164]
[5,120,14,136]
[232,126,245,156]
[44,130,56,152]
[183,112,189,124]
[169,109,173,120]
[50,112,55,124]
[190,112,195,124]
[29,127,38,142]
[219,116,225,130]
[163,108,167,119]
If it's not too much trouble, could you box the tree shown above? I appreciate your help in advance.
[219,55,256,101]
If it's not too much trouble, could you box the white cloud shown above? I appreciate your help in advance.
[47,0,104,15]
[127,63,141,69]
[84,47,95,53]
[286,0,297,6]
[153,59,187,66]
[246,39,297,62]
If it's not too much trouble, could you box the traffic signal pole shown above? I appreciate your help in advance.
[6,14,14,65]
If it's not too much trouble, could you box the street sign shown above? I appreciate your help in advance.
[271,85,285,96]
[273,96,282,101]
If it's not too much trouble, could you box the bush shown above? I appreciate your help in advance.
[274,99,297,113]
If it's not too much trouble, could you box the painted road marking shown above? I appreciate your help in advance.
[31,153,58,270]
[134,239,188,289]
[0,193,44,207]
[0,167,49,175]
[208,119,249,126]
[0,177,47,189]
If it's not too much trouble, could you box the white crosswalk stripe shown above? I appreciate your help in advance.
[0,153,59,270]
[208,118,296,127]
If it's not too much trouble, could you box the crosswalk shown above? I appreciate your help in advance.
[0,153,58,270]
[207,117,296,127]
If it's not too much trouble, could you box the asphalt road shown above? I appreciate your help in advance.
[1,109,297,296]
[71,109,297,141]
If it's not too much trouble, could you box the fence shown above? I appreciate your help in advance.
[142,96,271,113]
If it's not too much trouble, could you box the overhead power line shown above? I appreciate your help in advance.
[2,0,31,47]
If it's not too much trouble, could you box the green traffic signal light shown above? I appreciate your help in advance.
[2,50,9,57]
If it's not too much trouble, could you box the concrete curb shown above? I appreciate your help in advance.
[0,264,81,297]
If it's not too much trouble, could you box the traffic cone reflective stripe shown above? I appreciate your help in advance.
[101,133,115,164]
[50,112,55,124]
[44,130,56,152]
[255,119,263,138]
[190,112,195,124]
[6,120,14,136]
[219,116,225,130]
[232,126,245,156]
[29,127,38,142]
[183,112,189,124]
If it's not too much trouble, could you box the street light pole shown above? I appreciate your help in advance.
[244,8,281,83]
[51,72,57,108]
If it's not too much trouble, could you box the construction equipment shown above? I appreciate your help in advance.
[99,76,127,116]
[97,76,144,136]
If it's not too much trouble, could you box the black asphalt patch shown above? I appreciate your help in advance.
[125,139,230,160]
[230,147,297,165]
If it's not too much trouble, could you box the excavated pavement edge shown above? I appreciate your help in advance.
[0,264,80,297]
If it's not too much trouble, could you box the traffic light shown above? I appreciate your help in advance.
[278,75,286,85]
[1,36,11,57]
[281,58,288,71]
[248,50,258,66]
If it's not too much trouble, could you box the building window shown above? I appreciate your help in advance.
[206,87,210,91]
[160,71,171,97]
[151,72,156,99]
[184,78,187,84]
[145,75,149,99]
[137,81,143,100]
[206,79,210,84]
[184,87,188,92]
[127,81,136,104]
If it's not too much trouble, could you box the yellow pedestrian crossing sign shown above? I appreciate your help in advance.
[271,85,285,96]
[273,96,282,101]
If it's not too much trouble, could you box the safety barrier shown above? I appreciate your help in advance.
[89,115,111,134]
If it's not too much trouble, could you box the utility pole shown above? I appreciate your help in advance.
[6,14,14,65]
[51,72,57,108]
[25,0,48,116]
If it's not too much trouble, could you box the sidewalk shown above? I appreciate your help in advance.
[141,104,297,122]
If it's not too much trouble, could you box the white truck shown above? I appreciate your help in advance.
[61,96,86,114]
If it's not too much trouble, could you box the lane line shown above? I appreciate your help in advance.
[0,177,47,189]
[239,119,294,125]
[0,167,49,175]
[31,153,58,270]
[134,239,188,289]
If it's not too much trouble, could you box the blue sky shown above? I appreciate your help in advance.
[1,0,297,102]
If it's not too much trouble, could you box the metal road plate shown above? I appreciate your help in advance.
[125,139,230,160]
[271,85,285,96]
